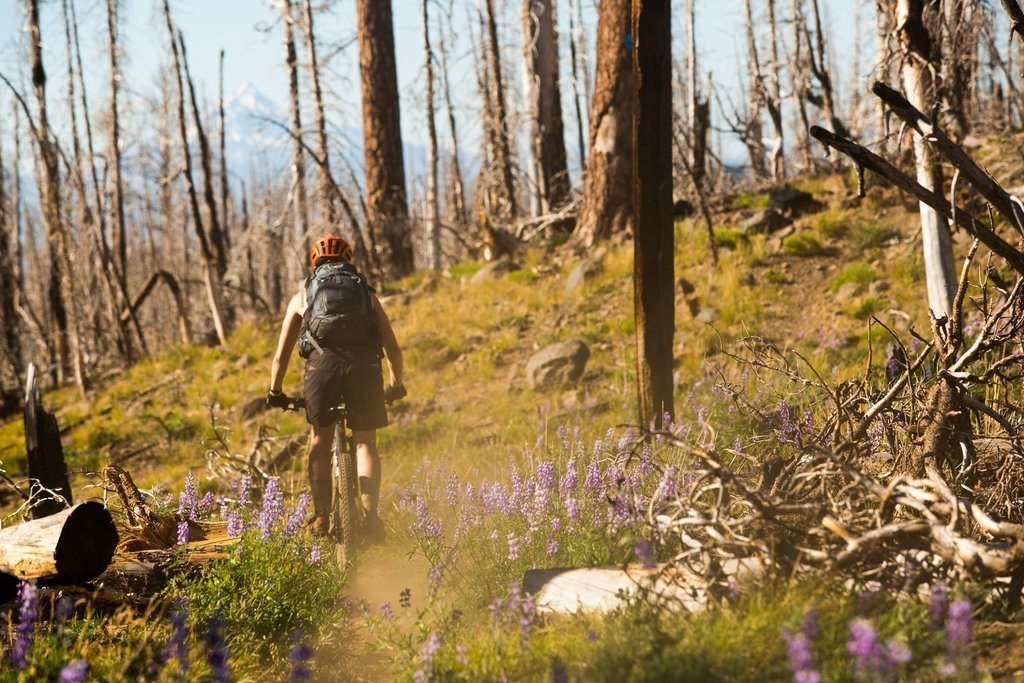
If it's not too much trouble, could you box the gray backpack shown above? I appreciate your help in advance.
[298,262,379,358]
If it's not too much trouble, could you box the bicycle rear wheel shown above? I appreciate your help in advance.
[331,424,359,567]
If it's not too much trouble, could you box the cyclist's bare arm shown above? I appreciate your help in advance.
[270,293,304,393]
[371,295,404,386]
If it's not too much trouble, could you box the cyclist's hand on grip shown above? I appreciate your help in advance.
[266,389,291,410]
[385,383,407,404]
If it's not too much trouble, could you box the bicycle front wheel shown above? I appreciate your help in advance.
[332,424,358,568]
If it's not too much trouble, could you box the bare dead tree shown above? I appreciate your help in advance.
[897,0,957,318]
[790,0,815,167]
[301,0,336,235]
[218,49,231,249]
[0,114,21,386]
[520,0,570,215]
[437,6,468,227]
[806,0,849,137]
[106,0,128,278]
[566,0,589,169]
[482,0,519,221]
[741,0,769,179]
[764,0,786,178]
[422,0,441,270]
[281,0,310,279]
[162,0,229,345]
[20,0,87,394]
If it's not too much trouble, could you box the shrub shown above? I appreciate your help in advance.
[848,222,897,250]
[509,269,538,284]
[817,209,849,240]
[847,296,887,320]
[784,232,826,257]
[832,263,877,292]
[714,227,748,250]
[450,262,482,278]
[730,191,769,210]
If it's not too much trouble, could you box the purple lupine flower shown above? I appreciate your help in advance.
[947,599,973,653]
[456,644,469,666]
[800,610,820,640]
[259,477,284,538]
[428,563,443,591]
[545,536,559,556]
[929,582,948,626]
[205,616,231,683]
[583,461,601,491]
[727,577,741,600]
[289,632,313,682]
[11,580,40,670]
[379,602,395,621]
[847,618,882,673]
[227,512,244,538]
[177,520,190,547]
[657,466,678,501]
[162,604,189,675]
[883,640,912,666]
[634,539,655,569]
[565,497,581,523]
[284,492,311,536]
[309,545,324,565]
[55,595,73,624]
[559,460,578,497]
[536,462,556,491]
[421,632,442,662]
[57,659,89,683]
[179,473,200,518]
[507,534,523,561]
[782,634,815,679]
[445,472,460,508]
[234,474,253,506]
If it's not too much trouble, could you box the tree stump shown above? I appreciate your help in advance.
[23,363,72,518]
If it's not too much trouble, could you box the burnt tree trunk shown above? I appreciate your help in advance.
[483,0,519,220]
[301,0,338,230]
[438,22,467,227]
[634,0,676,428]
[0,117,22,385]
[106,0,128,278]
[521,0,571,214]
[357,0,412,276]
[573,0,634,246]
[218,49,231,248]
[23,364,71,518]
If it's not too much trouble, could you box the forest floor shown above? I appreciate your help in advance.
[5,157,1024,679]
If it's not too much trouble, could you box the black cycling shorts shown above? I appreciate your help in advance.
[303,350,388,430]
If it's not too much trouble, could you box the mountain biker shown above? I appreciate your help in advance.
[266,235,405,543]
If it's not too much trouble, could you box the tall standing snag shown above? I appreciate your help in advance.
[634,0,676,428]
[357,0,413,276]
[572,0,634,246]
[282,0,310,277]
[896,0,957,318]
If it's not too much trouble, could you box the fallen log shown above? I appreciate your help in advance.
[0,502,119,586]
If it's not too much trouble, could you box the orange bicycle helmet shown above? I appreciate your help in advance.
[310,234,353,267]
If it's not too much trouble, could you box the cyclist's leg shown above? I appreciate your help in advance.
[308,424,335,528]
[351,429,380,516]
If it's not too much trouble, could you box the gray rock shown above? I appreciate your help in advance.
[526,340,590,389]
[564,257,604,293]
[835,282,861,302]
[234,353,254,370]
[470,259,514,283]
[696,307,718,324]
[742,208,788,234]
[869,279,891,296]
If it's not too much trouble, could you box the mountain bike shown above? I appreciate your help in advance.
[278,396,362,567]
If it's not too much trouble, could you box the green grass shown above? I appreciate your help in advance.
[784,232,827,257]
[817,208,849,240]
[713,227,748,250]
[847,296,888,320]
[730,191,769,211]
[832,263,877,292]
[848,221,897,251]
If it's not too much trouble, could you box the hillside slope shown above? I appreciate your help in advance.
[0,170,940,502]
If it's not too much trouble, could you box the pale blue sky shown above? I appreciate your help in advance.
[0,0,871,168]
